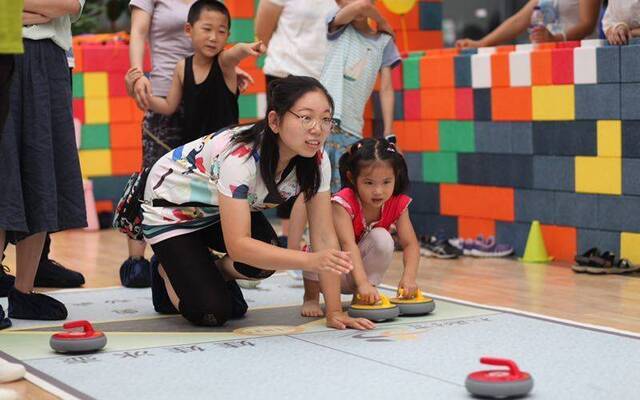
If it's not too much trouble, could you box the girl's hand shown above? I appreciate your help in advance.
[529,26,555,44]
[398,277,418,299]
[132,75,152,110]
[356,282,381,305]
[607,24,631,46]
[455,38,481,49]
[326,311,375,330]
[377,20,396,38]
[307,249,353,275]
[235,67,254,93]
[125,67,144,97]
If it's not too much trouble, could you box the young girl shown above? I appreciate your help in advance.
[300,138,421,317]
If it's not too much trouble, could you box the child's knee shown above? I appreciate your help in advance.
[366,228,395,257]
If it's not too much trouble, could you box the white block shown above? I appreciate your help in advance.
[515,43,534,52]
[477,47,497,54]
[509,50,532,87]
[573,46,597,84]
[257,92,267,119]
[471,53,492,88]
[580,39,607,48]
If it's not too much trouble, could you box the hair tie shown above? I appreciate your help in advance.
[386,142,396,153]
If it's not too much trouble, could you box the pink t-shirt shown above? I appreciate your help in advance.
[129,0,194,96]
[331,188,412,243]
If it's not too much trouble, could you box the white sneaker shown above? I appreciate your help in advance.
[0,360,25,384]
[287,270,304,281]
[236,279,260,289]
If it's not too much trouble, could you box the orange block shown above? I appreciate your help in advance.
[110,122,142,149]
[422,120,439,151]
[535,42,557,50]
[396,120,423,152]
[440,184,514,221]
[363,119,373,138]
[73,44,83,72]
[109,97,135,123]
[491,87,532,121]
[490,52,510,88]
[458,217,496,239]
[392,120,406,138]
[244,69,266,95]
[364,99,374,119]
[495,45,516,53]
[238,56,256,70]
[408,31,443,51]
[540,225,577,262]
[421,88,455,119]
[111,148,142,175]
[421,54,454,88]
[225,0,255,18]
[95,200,114,213]
[531,49,553,85]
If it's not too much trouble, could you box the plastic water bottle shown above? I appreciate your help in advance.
[529,6,545,33]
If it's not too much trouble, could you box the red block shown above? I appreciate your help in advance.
[455,88,473,120]
[551,48,574,84]
[440,184,514,221]
[95,200,114,213]
[392,64,403,91]
[403,89,421,120]
[541,225,577,262]
[82,43,151,72]
[108,71,128,97]
[73,99,85,123]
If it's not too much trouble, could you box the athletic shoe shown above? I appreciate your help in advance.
[0,265,15,297]
[119,257,151,288]
[150,255,178,314]
[34,259,85,288]
[8,287,67,320]
[237,279,261,289]
[0,305,11,330]
[468,236,514,258]
[448,238,474,255]
[420,236,462,259]
[287,270,304,280]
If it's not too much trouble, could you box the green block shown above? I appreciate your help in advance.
[238,94,258,119]
[257,54,266,69]
[439,121,475,152]
[422,152,458,183]
[229,19,255,43]
[403,56,420,90]
[72,73,84,99]
[81,124,110,150]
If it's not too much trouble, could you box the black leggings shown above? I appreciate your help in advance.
[151,212,277,326]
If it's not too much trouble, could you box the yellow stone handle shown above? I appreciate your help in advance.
[397,287,425,300]
[356,293,392,306]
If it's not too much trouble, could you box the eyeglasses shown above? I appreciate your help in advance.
[287,110,335,132]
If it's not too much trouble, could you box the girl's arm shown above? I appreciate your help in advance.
[255,0,284,47]
[128,7,152,109]
[332,0,386,30]
[379,67,394,136]
[148,61,183,115]
[306,193,374,330]
[395,210,420,295]
[24,0,80,18]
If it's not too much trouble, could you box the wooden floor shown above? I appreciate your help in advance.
[3,228,640,399]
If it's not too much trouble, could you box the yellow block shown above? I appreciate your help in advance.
[621,232,640,264]
[79,149,111,178]
[84,98,110,124]
[575,156,621,195]
[597,120,621,157]
[83,72,109,98]
[532,85,575,120]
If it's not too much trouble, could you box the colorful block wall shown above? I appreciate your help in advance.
[391,39,640,263]
[73,0,443,216]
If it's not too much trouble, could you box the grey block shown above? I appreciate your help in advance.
[515,189,556,224]
[532,156,575,191]
[532,121,597,156]
[371,92,382,121]
[92,176,130,201]
[621,83,640,120]
[623,159,640,195]
[622,120,640,158]
[554,192,600,229]
[473,89,492,121]
[621,45,640,83]
[423,213,458,238]
[394,90,404,120]
[596,46,620,83]
[574,84,620,120]
[474,122,511,154]
[596,195,640,231]
[510,122,534,154]
[404,152,423,182]
[458,154,533,188]
[577,229,620,255]
[408,182,439,214]
[496,221,531,257]
[454,55,472,87]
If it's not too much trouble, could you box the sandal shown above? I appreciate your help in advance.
[585,251,616,274]
[572,248,600,273]
[603,258,640,275]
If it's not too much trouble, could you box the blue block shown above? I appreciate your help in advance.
[554,192,600,229]
[460,48,478,55]
[473,89,492,121]
[394,90,404,120]
[621,83,640,119]
[510,122,534,154]
[458,154,533,188]
[596,195,640,231]
[622,120,640,158]
[474,122,511,154]
[621,45,640,82]
[419,2,442,30]
[496,221,531,257]
[574,84,620,120]
[596,46,620,83]
[423,213,458,238]
[408,182,439,214]
[92,176,130,201]
[405,152,423,182]
[623,159,640,195]
[532,156,575,191]
[577,229,620,255]
[532,122,597,156]
[454,55,472,87]
[515,189,556,224]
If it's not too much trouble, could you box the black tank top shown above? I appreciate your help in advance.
[183,54,239,142]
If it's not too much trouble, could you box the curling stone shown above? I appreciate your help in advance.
[50,320,107,354]
[0,360,25,384]
[390,288,436,316]
[347,294,399,322]
[465,357,534,398]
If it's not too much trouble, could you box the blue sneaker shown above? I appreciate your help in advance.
[0,304,11,330]
[119,257,151,288]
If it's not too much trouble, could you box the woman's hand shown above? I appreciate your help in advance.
[455,38,482,49]
[606,24,631,46]
[397,277,418,299]
[356,282,380,305]
[529,26,556,43]
[307,249,353,275]
[132,75,152,110]
[235,67,254,93]
[326,311,375,330]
